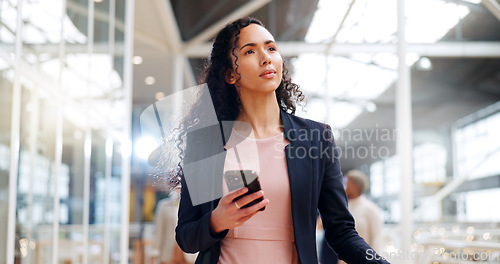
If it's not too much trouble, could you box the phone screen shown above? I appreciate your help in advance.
[224,170,265,211]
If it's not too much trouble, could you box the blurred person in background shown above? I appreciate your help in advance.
[320,169,384,264]
[344,169,384,253]
[152,189,197,264]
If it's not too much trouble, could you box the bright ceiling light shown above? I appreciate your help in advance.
[135,136,158,160]
[132,56,143,65]
[155,92,166,100]
[365,102,377,113]
[145,76,156,85]
[416,57,433,71]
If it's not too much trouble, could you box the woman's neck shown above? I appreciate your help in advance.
[236,92,282,139]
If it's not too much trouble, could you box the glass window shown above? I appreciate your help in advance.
[413,143,446,184]
[370,161,385,197]
[1,0,131,262]
[385,156,400,195]
[457,188,500,222]
[455,106,500,179]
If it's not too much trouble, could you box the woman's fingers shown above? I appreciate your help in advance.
[233,190,264,208]
[238,197,268,214]
[235,198,269,223]
[210,188,268,233]
[221,187,248,205]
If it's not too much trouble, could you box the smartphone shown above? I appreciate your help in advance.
[224,170,265,211]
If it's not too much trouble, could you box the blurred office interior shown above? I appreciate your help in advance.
[1,0,500,263]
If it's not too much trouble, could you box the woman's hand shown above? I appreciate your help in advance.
[209,187,269,234]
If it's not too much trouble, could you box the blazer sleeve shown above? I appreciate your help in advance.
[318,124,390,264]
[175,173,228,253]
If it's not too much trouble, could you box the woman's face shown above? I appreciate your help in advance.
[227,24,283,94]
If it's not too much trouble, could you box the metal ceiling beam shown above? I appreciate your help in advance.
[6,41,500,58]
[186,41,500,58]
[183,0,272,51]
[482,0,500,20]
[325,0,357,52]
[149,0,196,88]
[152,0,182,52]
[0,43,125,55]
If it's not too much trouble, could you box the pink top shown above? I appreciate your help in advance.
[218,129,298,264]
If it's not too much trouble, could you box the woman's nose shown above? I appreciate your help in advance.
[261,53,271,65]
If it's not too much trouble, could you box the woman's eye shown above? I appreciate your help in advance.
[268,46,277,51]
[244,50,254,55]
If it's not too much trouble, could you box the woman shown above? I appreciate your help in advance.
[174,17,389,264]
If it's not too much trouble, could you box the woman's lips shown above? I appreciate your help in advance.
[260,69,276,78]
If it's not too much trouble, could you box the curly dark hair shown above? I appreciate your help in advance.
[161,17,305,189]
[202,17,305,120]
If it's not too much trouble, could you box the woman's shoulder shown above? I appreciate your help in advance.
[282,112,335,142]
[283,111,333,132]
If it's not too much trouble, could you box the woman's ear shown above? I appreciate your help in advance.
[225,71,236,84]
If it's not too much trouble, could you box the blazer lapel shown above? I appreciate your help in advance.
[281,111,313,226]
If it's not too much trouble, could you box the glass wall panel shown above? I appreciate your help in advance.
[0,0,132,263]
[0,56,12,264]
[112,0,128,262]
[17,85,60,264]
[0,1,18,263]
[109,140,123,263]
[88,131,106,263]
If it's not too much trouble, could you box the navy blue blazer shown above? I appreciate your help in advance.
[175,110,389,264]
